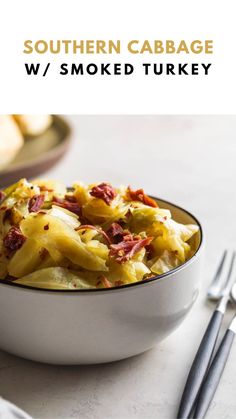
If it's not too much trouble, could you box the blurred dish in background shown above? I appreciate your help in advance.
[0,116,71,187]
[0,115,24,170]
[0,115,53,170]
[13,114,52,136]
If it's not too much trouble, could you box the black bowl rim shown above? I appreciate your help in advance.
[0,196,203,294]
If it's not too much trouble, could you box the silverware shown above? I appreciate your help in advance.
[177,250,236,419]
[193,281,236,418]
[207,250,227,301]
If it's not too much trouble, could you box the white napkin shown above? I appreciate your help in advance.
[0,398,32,419]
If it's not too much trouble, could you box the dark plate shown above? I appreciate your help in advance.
[0,116,71,188]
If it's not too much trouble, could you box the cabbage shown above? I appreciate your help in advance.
[0,178,199,289]
[15,267,98,289]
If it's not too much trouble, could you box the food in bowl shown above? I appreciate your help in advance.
[0,190,203,364]
[0,178,199,290]
[0,115,53,171]
[13,115,52,136]
[0,116,24,169]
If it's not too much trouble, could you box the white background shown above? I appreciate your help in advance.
[0,0,235,114]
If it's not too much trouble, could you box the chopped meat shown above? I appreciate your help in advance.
[39,185,53,192]
[106,222,125,243]
[106,222,134,244]
[110,236,153,263]
[52,196,81,216]
[28,194,45,213]
[115,280,124,287]
[98,275,112,288]
[3,227,26,252]
[122,233,136,242]
[124,209,132,221]
[3,208,12,223]
[145,243,155,260]
[64,194,77,203]
[127,186,158,208]
[90,183,117,205]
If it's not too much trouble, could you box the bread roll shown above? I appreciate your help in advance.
[14,115,52,136]
[0,116,24,169]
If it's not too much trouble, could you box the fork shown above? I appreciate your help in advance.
[177,250,236,419]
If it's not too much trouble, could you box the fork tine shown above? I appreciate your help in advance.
[207,250,228,299]
[212,250,227,284]
[223,251,236,293]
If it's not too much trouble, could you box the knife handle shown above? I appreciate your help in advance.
[193,318,236,419]
[177,309,223,419]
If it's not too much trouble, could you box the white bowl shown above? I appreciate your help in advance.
[0,198,203,365]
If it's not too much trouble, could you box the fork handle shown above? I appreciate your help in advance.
[177,309,223,419]
[193,325,235,419]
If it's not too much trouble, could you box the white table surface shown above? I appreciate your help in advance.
[1,115,236,419]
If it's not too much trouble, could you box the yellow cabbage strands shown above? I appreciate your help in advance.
[0,179,199,289]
